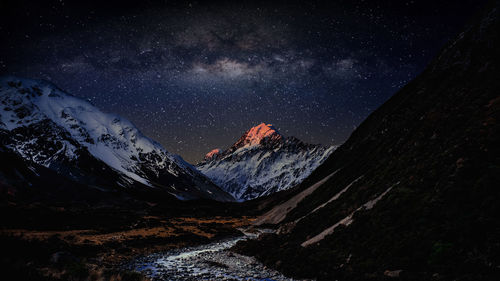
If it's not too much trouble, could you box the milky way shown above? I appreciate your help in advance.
[0,0,488,162]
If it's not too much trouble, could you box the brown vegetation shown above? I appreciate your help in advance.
[1,215,254,280]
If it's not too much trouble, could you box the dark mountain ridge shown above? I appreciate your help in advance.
[235,3,500,280]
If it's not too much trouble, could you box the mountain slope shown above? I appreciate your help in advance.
[236,4,500,280]
[197,123,335,201]
[0,77,233,201]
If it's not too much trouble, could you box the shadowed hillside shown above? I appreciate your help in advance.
[235,3,500,280]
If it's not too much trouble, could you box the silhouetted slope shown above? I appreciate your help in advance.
[236,3,500,280]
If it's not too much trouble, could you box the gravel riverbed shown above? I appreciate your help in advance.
[125,230,306,281]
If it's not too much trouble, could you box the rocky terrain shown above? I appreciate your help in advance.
[0,77,233,202]
[197,123,334,200]
[1,199,256,281]
[126,230,305,281]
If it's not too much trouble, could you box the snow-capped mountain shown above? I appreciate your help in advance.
[0,76,233,201]
[197,123,335,201]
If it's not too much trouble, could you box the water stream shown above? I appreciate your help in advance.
[126,230,305,281]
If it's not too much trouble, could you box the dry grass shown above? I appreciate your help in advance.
[1,216,255,246]
[1,215,255,280]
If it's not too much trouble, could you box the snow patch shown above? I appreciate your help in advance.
[198,126,336,201]
[0,76,232,201]
[254,169,341,226]
[301,182,398,247]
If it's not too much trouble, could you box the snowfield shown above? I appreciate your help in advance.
[0,76,233,201]
[197,123,335,201]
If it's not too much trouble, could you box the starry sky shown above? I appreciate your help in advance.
[0,0,489,163]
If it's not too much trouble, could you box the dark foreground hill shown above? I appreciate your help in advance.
[0,148,256,280]
[235,2,500,280]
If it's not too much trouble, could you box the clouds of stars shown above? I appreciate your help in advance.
[0,0,488,162]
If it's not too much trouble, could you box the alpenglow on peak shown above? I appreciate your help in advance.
[233,122,282,149]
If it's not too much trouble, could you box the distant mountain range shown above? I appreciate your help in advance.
[197,123,335,201]
[0,77,233,202]
[0,77,336,204]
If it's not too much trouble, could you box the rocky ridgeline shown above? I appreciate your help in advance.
[197,123,335,201]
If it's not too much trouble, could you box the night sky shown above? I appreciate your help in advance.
[0,0,488,163]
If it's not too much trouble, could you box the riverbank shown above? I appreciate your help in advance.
[1,213,255,280]
[125,229,307,281]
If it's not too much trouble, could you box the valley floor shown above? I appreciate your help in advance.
[126,229,305,281]
[1,212,256,281]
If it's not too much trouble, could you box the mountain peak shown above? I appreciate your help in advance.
[204,148,221,161]
[197,121,334,200]
[232,123,282,149]
[0,76,234,202]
